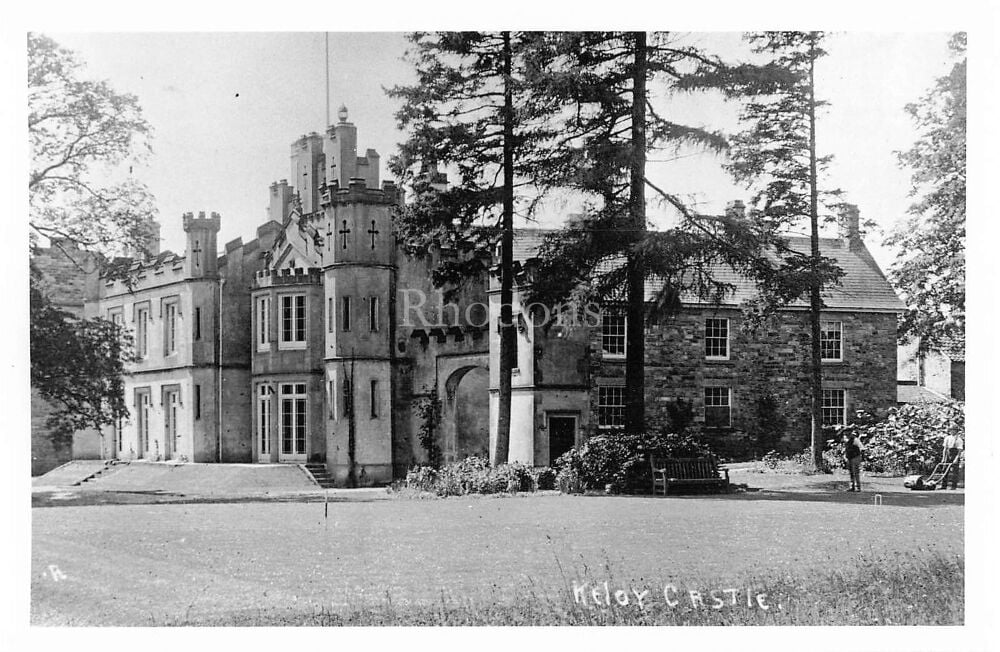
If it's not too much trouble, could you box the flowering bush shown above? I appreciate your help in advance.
[393,457,556,496]
[554,430,712,494]
[826,402,964,475]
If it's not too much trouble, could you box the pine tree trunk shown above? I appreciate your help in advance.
[493,30,514,466]
[624,31,647,435]
[807,35,825,471]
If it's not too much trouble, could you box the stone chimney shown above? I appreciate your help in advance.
[268,179,294,224]
[328,105,358,188]
[838,203,862,249]
[290,133,325,214]
[725,200,746,220]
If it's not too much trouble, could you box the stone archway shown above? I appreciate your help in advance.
[441,365,490,462]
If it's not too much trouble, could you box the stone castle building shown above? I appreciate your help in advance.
[67,109,904,482]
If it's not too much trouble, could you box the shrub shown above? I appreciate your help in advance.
[392,456,554,497]
[761,450,782,470]
[555,430,712,494]
[532,466,557,491]
[827,402,964,475]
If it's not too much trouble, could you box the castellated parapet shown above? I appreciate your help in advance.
[253,267,323,288]
[320,177,401,207]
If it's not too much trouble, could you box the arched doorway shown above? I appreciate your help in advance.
[442,365,489,462]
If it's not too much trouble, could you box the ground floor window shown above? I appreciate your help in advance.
[279,383,307,456]
[257,384,272,456]
[821,389,847,426]
[704,387,731,428]
[597,386,625,429]
[135,389,151,456]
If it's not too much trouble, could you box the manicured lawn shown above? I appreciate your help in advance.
[31,490,963,625]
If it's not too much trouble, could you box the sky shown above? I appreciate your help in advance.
[45,31,958,272]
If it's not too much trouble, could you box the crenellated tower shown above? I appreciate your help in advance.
[183,211,221,278]
[319,106,401,485]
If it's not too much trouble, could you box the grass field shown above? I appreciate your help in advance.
[31,490,963,626]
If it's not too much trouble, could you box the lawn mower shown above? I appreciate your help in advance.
[904,461,954,491]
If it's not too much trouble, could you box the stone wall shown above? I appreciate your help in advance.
[589,307,899,458]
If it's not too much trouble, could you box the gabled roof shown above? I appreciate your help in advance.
[511,229,905,312]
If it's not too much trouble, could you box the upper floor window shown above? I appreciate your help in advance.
[256,296,271,351]
[342,296,352,332]
[370,379,380,418]
[108,309,125,347]
[601,310,626,359]
[369,297,380,332]
[704,387,731,428]
[279,294,306,349]
[821,321,843,361]
[597,385,625,429]
[821,389,846,426]
[194,306,202,341]
[164,301,178,356]
[705,318,729,359]
[135,305,149,359]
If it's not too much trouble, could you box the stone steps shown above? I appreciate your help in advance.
[302,463,336,489]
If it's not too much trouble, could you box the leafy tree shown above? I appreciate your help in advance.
[887,33,966,355]
[29,32,157,260]
[685,32,846,469]
[29,33,155,447]
[388,32,555,464]
[30,266,134,451]
[525,32,780,434]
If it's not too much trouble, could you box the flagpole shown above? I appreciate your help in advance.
[325,32,330,126]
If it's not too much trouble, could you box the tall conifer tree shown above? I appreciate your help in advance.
[527,32,778,435]
[686,32,846,468]
[388,32,554,464]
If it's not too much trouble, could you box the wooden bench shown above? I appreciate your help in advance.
[650,456,730,495]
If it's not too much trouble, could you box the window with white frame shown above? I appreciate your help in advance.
[279,383,307,456]
[257,385,272,456]
[256,296,270,351]
[704,387,732,428]
[279,294,306,349]
[135,306,149,359]
[597,386,625,428]
[821,389,847,426]
[164,301,178,355]
[369,297,380,332]
[601,310,626,358]
[821,321,843,361]
[705,318,729,359]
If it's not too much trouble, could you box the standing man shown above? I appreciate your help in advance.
[942,432,964,490]
[843,430,864,492]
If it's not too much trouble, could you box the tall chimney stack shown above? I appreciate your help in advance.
[838,203,861,248]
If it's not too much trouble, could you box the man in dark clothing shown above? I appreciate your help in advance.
[843,431,864,492]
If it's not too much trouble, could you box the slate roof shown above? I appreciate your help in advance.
[512,228,905,312]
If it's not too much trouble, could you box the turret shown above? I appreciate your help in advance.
[183,211,221,278]
[268,179,294,224]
